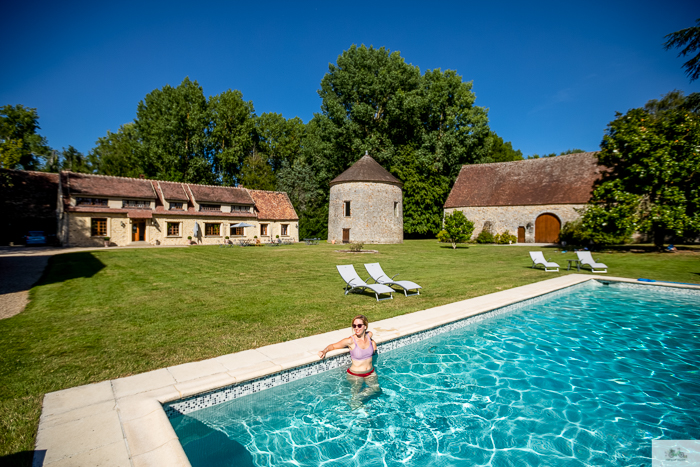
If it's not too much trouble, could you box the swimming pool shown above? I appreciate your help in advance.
[168,281,700,466]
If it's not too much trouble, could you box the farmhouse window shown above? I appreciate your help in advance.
[231,227,243,236]
[169,202,183,210]
[205,223,221,236]
[260,224,268,236]
[200,204,221,212]
[123,199,150,209]
[77,197,108,206]
[167,222,180,236]
[281,224,288,236]
[91,218,107,236]
[344,201,351,217]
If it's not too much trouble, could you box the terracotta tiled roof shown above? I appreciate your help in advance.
[248,190,299,220]
[158,182,190,201]
[444,152,604,208]
[65,172,157,199]
[188,184,254,205]
[330,154,403,187]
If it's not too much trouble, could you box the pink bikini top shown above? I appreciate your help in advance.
[350,335,374,361]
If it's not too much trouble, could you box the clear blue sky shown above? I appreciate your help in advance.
[2,1,699,158]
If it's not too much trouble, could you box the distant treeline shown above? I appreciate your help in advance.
[3,45,537,238]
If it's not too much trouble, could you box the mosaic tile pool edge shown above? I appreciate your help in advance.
[163,279,700,419]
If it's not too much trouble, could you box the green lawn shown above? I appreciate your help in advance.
[1,240,699,464]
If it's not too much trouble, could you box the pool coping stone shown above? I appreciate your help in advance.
[33,275,700,467]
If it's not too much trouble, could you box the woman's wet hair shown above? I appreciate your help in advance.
[352,314,369,328]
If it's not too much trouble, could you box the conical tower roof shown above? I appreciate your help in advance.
[330,152,403,187]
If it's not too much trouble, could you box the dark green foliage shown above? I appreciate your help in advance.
[239,149,276,191]
[581,90,700,247]
[90,123,144,177]
[209,89,256,186]
[664,18,700,82]
[0,105,50,170]
[135,77,214,183]
[58,146,95,173]
[559,219,588,246]
[485,131,523,163]
[476,230,495,244]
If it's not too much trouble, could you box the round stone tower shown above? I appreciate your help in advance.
[328,152,403,244]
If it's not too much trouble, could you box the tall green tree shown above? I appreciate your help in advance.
[209,89,256,185]
[0,104,50,170]
[59,146,95,173]
[301,45,490,237]
[664,18,700,82]
[90,123,144,177]
[485,131,523,163]
[239,149,276,191]
[135,77,213,183]
[581,91,700,246]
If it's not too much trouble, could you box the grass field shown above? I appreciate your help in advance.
[1,240,699,464]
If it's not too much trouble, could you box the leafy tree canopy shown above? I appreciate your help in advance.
[581,90,700,246]
[90,123,144,178]
[239,149,276,191]
[308,44,490,237]
[664,18,700,82]
[135,77,213,183]
[485,131,523,163]
[0,104,49,170]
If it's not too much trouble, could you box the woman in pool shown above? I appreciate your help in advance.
[318,314,380,403]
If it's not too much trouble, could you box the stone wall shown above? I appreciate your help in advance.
[328,182,403,244]
[444,204,586,243]
[63,213,298,247]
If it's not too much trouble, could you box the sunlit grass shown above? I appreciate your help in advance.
[1,240,698,464]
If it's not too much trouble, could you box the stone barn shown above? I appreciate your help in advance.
[443,152,603,243]
[327,153,403,244]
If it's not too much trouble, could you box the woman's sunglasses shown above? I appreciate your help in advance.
[352,324,365,328]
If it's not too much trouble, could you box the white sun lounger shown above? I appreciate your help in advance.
[337,265,394,301]
[364,263,422,297]
[576,251,608,273]
[529,252,560,272]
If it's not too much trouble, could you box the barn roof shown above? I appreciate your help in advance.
[330,153,403,187]
[66,172,157,199]
[444,152,603,208]
[248,190,299,220]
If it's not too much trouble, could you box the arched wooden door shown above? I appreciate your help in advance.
[535,213,561,243]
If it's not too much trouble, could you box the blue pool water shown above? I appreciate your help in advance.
[169,282,700,466]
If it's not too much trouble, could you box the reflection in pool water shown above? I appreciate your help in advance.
[170,282,700,466]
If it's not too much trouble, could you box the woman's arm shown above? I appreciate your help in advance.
[318,337,351,359]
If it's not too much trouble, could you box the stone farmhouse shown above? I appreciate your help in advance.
[443,152,603,243]
[327,153,403,244]
[56,171,298,247]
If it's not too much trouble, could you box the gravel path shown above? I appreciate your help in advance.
[0,254,51,319]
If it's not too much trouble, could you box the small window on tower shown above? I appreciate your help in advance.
[394,201,399,217]
[344,201,351,217]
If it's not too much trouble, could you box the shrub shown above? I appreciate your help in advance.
[494,230,517,244]
[438,211,475,249]
[476,230,495,244]
[349,242,364,252]
[559,219,589,246]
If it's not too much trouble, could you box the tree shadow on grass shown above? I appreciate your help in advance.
[438,245,470,249]
[34,252,105,287]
